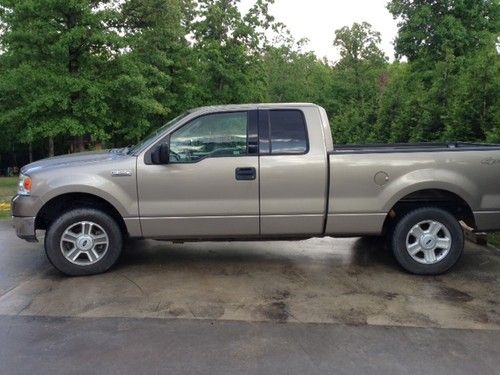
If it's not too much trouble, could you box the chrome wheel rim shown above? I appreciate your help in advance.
[60,221,109,266]
[405,220,452,265]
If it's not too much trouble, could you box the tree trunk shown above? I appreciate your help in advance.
[76,136,84,152]
[66,13,83,154]
[28,143,33,163]
[12,145,17,168]
[48,137,54,157]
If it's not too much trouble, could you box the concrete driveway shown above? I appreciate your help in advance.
[0,221,499,374]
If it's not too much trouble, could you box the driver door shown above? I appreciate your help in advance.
[137,111,260,239]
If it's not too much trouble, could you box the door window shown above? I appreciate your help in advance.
[269,110,308,154]
[170,112,248,163]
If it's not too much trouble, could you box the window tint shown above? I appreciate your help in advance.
[269,110,308,154]
[170,112,248,163]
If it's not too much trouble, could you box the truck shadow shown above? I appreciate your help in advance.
[349,236,395,267]
[116,236,397,272]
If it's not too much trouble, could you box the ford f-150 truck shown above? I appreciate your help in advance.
[11,103,500,276]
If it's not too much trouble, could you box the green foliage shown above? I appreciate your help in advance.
[0,176,16,220]
[0,0,123,148]
[388,0,499,63]
[328,22,388,143]
[115,0,194,143]
[490,233,500,248]
[190,0,269,104]
[262,35,332,104]
[0,0,498,157]
[334,22,387,67]
[379,0,500,144]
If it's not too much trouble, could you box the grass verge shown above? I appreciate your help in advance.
[489,233,500,249]
[0,177,17,220]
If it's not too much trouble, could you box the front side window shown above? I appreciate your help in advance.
[269,110,308,154]
[169,112,248,163]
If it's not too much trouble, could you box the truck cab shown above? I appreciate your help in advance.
[135,103,331,239]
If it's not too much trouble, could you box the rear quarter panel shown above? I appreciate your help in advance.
[326,149,500,235]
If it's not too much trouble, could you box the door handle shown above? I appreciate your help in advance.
[235,167,256,181]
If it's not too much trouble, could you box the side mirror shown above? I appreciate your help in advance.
[151,143,170,164]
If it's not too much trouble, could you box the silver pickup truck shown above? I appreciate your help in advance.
[11,103,500,276]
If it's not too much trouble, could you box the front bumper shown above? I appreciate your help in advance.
[11,194,39,242]
[12,216,38,242]
[11,194,42,217]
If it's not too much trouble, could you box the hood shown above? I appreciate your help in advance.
[21,149,132,175]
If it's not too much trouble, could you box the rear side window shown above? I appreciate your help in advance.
[269,110,308,154]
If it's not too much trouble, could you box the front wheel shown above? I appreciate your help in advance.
[45,208,123,276]
[391,207,464,275]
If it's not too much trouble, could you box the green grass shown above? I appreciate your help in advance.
[0,177,17,220]
[489,233,500,249]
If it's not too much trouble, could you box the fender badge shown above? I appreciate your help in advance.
[111,170,132,177]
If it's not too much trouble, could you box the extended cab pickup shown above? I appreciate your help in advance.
[11,103,500,275]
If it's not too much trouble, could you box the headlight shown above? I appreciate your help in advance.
[17,174,32,196]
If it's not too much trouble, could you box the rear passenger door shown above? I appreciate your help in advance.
[258,107,328,236]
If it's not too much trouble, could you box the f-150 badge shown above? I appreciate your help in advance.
[111,170,132,176]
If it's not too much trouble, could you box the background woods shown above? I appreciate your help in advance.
[0,0,498,168]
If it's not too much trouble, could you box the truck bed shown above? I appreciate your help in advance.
[326,143,500,236]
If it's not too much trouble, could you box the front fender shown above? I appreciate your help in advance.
[41,184,136,218]
[33,166,138,218]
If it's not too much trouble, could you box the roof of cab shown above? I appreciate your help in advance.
[192,103,318,114]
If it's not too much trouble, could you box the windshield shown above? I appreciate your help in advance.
[127,111,191,155]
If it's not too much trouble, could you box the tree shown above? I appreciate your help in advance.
[110,0,196,145]
[334,22,387,67]
[0,0,498,163]
[374,62,434,143]
[445,48,500,142]
[190,0,272,104]
[328,22,388,143]
[261,27,332,104]
[0,0,126,155]
[384,0,500,143]
[388,0,499,63]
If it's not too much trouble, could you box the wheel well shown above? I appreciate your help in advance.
[383,189,476,234]
[35,193,128,236]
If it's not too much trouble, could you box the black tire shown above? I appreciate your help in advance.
[45,208,123,276]
[390,207,464,275]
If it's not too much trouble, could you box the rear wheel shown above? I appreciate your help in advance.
[45,208,123,276]
[391,207,464,275]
